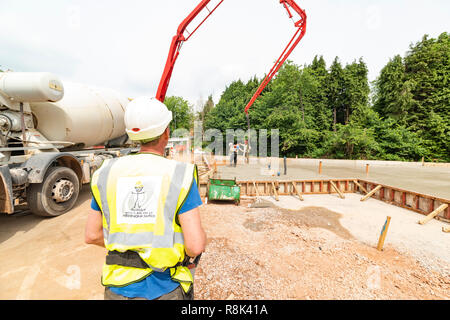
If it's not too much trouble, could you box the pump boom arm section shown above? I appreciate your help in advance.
[156,0,224,102]
[244,1,307,114]
[155,0,307,116]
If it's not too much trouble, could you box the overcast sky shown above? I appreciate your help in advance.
[1,0,449,111]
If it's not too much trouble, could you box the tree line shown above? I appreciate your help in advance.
[165,32,449,162]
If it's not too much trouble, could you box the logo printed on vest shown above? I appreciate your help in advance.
[116,176,162,225]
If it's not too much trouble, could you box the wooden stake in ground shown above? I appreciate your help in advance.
[377,216,391,251]
[418,204,448,225]
[353,180,368,194]
[360,185,382,202]
[292,182,304,201]
[253,181,260,198]
[329,181,345,199]
[271,181,279,201]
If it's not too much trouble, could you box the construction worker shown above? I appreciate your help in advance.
[233,143,238,167]
[239,140,251,164]
[85,97,206,300]
[228,143,235,166]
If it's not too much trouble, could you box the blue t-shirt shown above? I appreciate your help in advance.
[90,180,203,300]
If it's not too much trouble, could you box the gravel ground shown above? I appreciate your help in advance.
[194,197,450,300]
[260,194,450,275]
[0,187,448,300]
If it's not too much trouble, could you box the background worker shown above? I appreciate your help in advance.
[85,97,206,300]
[233,143,238,167]
[239,140,251,164]
[228,143,235,166]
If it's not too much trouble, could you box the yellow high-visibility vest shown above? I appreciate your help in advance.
[90,153,198,293]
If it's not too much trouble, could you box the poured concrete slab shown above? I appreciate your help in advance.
[216,159,450,199]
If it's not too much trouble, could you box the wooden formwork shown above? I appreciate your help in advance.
[199,178,355,198]
[237,179,355,197]
[199,178,450,223]
[356,179,450,222]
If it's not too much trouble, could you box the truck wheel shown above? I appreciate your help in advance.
[27,166,80,217]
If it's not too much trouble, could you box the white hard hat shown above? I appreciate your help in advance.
[124,97,172,141]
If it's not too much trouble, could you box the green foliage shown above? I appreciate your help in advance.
[373,55,413,123]
[198,95,215,123]
[164,96,194,132]
[314,125,380,160]
[198,32,449,162]
[343,58,370,124]
[373,32,450,161]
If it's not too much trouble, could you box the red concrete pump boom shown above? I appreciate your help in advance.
[156,0,307,117]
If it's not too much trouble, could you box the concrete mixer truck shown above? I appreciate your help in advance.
[0,71,134,217]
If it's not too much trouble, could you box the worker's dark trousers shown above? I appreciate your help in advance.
[233,152,237,167]
[104,285,194,300]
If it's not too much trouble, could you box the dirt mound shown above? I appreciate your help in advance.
[194,202,449,300]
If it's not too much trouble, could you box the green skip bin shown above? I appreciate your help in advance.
[207,178,241,205]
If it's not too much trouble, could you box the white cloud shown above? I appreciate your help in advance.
[1,0,449,107]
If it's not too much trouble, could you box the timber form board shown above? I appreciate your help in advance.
[199,178,450,223]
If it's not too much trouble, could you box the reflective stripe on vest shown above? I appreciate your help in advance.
[90,154,197,290]
[101,161,187,249]
[96,157,118,242]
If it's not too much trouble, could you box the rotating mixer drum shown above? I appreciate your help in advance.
[30,82,128,148]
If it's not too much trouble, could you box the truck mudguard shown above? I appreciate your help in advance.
[21,152,83,186]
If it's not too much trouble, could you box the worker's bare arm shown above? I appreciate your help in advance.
[85,208,105,247]
[178,207,206,257]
